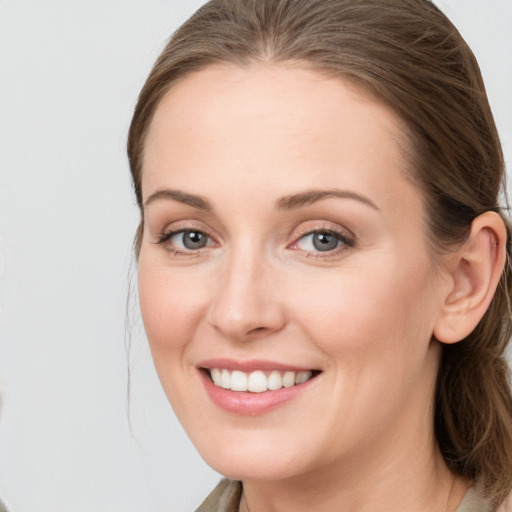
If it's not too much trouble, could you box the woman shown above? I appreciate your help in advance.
[127,0,512,510]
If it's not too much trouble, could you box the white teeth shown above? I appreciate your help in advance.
[208,368,315,392]
[211,368,221,386]
[247,371,267,393]
[295,370,313,385]
[267,370,282,390]
[220,369,231,389]
[231,370,248,391]
[282,371,295,388]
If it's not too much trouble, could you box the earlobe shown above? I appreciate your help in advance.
[434,211,507,344]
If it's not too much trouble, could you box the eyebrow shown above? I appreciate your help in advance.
[143,188,213,211]
[143,187,379,213]
[276,189,380,211]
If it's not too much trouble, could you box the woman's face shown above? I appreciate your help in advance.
[138,64,448,482]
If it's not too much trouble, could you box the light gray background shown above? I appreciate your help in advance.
[0,1,510,511]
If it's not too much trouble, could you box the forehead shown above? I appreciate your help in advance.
[142,63,417,213]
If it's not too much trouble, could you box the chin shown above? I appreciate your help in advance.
[205,454,305,483]
[191,430,319,482]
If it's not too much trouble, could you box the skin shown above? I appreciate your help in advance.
[138,63,472,511]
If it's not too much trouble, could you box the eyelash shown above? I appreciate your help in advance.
[155,226,355,258]
[155,228,214,256]
[291,227,355,259]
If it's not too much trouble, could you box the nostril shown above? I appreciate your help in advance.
[207,287,287,340]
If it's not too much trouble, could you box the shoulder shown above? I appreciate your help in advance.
[196,479,242,512]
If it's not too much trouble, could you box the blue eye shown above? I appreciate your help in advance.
[172,230,209,249]
[295,230,353,253]
[158,229,213,251]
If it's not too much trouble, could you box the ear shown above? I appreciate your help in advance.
[434,211,508,344]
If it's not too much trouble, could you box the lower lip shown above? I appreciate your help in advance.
[199,370,317,415]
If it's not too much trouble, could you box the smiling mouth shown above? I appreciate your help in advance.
[203,368,321,393]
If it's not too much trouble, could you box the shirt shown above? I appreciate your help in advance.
[196,479,505,512]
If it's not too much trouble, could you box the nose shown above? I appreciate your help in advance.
[206,248,286,341]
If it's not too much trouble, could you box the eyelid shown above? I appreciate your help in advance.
[291,221,355,242]
[156,228,213,245]
[155,229,217,258]
[152,218,215,241]
[287,223,356,257]
[151,219,355,258]
[153,219,219,255]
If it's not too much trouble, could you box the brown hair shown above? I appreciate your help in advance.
[127,0,512,504]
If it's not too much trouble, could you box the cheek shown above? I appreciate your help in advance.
[287,260,439,438]
[137,260,210,355]
[290,256,438,362]
[137,260,212,417]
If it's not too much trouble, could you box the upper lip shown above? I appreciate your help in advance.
[197,358,318,372]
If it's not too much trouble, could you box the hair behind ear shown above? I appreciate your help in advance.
[435,216,512,506]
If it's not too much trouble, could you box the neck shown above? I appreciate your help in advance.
[240,412,470,512]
